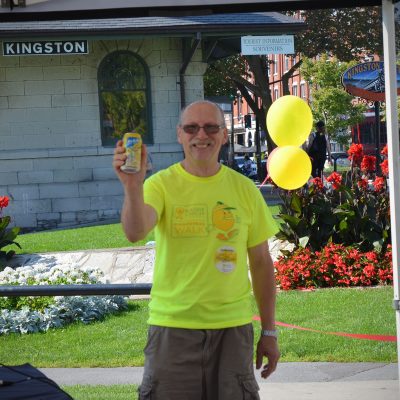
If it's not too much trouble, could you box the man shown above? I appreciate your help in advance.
[113,100,280,400]
[242,154,253,177]
[305,120,332,178]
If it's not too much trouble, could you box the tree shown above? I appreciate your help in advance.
[300,55,366,145]
[290,8,384,63]
[204,6,385,151]
[204,54,274,150]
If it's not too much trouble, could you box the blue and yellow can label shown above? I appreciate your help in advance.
[121,132,142,173]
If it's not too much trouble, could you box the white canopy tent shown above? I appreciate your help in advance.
[1,0,398,384]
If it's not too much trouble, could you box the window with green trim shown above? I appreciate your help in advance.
[98,50,152,146]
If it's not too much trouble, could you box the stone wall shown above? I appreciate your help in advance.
[0,38,207,230]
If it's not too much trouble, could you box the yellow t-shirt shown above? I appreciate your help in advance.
[144,163,279,329]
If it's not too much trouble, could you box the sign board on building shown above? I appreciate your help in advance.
[342,61,400,102]
[241,35,294,55]
[2,40,88,56]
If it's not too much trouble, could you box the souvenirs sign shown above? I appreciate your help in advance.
[3,40,88,56]
[241,35,294,55]
[342,61,400,102]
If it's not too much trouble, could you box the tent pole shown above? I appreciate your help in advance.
[382,0,400,383]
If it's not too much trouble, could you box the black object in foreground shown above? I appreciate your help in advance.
[0,363,73,400]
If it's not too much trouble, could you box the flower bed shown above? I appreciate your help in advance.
[0,195,20,265]
[273,144,393,290]
[0,264,127,335]
[276,144,390,254]
[275,242,393,290]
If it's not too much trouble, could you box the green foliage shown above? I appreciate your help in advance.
[1,290,395,367]
[289,8,384,61]
[101,91,147,139]
[300,55,366,144]
[277,188,335,251]
[63,385,138,400]
[204,54,249,98]
[0,196,21,267]
[271,287,396,362]
[0,294,55,312]
[5,224,154,255]
[277,166,390,254]
[0,301,148,367]
[0,217,21,261]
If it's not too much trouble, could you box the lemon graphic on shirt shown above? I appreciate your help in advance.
[212,202,238,240]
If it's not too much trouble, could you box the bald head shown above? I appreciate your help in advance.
[178,100,226,127]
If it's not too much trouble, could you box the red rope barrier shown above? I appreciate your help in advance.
[252,315,397,342]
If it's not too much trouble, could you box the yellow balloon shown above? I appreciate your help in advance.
[268,146,311,190]
[266,95,313,147]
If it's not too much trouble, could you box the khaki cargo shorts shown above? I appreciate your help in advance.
[138,323,259,400]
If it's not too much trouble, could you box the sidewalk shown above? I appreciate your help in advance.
[6,238,288,285]
[40,362,399,400]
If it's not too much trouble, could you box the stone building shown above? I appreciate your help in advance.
[0,12,303,230]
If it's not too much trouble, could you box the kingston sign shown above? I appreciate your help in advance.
[2,40,88,56]
[342,61,400,102]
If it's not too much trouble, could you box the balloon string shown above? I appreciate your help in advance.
[259,174,270,189]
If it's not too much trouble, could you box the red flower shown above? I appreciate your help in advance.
[0,196,9,209]
[326,172,342,190]
[373,176,385,192]
[361,155,376,173]
[363,264,376,278]
[357,178,368,190]
[381,145,388,156]
[365,251,378,262]
[310,177,324,190]
[274,243,392,290]
[347,144,363,165]
[380,159,389,177]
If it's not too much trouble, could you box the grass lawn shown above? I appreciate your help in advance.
[62,385,138,400]
[7,204,280,255]
[0,286,396,366]
[324,165,350,174]
[1,206,396,370]
[270,286,397,362]
[7,224,155,254]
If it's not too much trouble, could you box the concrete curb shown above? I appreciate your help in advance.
[38,363,399,400]
[39,363,399,386]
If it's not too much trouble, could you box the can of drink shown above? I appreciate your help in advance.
[121,132,142,173]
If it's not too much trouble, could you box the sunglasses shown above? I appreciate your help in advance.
[181,124,224,135]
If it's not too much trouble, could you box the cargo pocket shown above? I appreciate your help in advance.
[138,376,153,400]
[239,374,260,400]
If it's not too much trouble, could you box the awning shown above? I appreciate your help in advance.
[0,1,382,20]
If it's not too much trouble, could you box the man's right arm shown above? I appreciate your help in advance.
[113,140,157,243]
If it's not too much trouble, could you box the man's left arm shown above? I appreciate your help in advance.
[248,240,280,379]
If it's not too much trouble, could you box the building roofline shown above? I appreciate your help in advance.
[0,0,381,21]
[0,13,305,40]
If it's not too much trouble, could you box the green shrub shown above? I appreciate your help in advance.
[277,144,390,254]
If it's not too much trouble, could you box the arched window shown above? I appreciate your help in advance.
[98,50,152,146]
